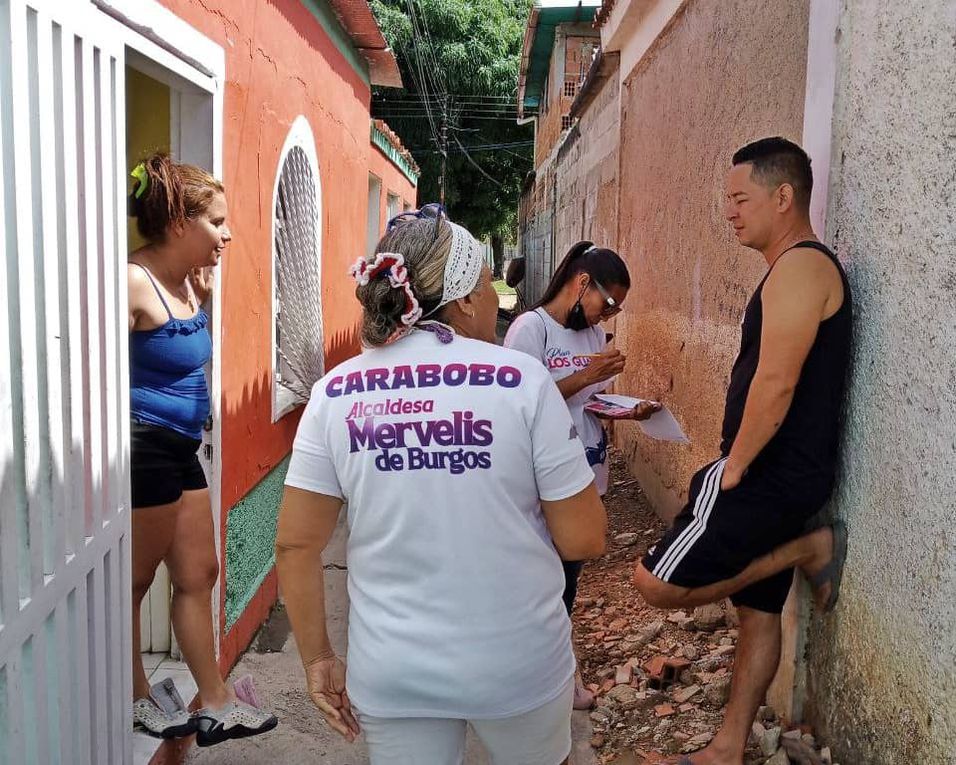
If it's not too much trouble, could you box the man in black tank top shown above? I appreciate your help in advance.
[634,138,852,765]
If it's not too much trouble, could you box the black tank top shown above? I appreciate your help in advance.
[720,241,852,488]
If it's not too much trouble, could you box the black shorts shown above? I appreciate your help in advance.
[131,420,207,508]
[641,458,830,613]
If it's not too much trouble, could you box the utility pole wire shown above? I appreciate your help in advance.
[454,135,503,187]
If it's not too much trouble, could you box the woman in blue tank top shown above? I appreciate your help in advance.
[128,154,276,744]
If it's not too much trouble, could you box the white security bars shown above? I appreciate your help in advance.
[0,1,131,763]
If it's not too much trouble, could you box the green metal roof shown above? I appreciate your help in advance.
[519,1,600,113]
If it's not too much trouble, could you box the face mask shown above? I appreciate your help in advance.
[564,283,591,331]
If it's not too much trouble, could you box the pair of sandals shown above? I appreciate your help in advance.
[133,676,278,747]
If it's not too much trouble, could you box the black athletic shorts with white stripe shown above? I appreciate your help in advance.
[641,457,832,613]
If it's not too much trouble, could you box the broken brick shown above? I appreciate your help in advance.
[644,656,692,689]
[614,664,633,685]
[672,684,702,704]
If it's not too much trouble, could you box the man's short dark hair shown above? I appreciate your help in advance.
[732,137,813,209]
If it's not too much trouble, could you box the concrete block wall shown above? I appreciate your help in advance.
[554,67,621,259]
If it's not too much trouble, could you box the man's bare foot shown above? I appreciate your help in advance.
[797,526,836,609]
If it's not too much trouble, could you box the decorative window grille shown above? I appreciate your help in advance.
[273,120,324,418]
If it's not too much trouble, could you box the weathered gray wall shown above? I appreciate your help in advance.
[804,2,956,763]
[614,0,810,517]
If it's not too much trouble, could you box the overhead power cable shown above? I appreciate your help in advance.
[454,135,503,187]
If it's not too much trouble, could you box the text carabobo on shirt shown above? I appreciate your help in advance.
[326,362,524,476]
[324,362,523,397]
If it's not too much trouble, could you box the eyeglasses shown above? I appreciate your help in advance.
[591,279,622,317]
[386,202,446,233]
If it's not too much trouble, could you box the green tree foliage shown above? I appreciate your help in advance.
[370,0,534,267]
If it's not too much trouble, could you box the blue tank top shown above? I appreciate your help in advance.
[130,264,212,440]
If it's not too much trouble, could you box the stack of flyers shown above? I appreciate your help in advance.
[583,397,637,419]
[585,394,690,443]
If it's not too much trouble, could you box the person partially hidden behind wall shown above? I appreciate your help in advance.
[632,137,853,765]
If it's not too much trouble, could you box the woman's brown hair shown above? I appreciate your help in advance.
[128,153,224,242]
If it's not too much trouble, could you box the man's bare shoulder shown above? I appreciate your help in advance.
[767,246,841,289]
[764,245,843,316]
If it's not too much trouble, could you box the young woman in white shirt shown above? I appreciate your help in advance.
[504,241,659,709]
[275,208,608,764]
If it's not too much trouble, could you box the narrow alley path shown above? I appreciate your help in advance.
[571,452,841,765]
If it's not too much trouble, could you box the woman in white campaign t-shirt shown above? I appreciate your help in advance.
[275,210,606,765]
[503,241,658,710]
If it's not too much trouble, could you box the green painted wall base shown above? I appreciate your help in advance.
[225,457,290,630]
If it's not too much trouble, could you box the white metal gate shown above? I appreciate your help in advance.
[0,1,130,763]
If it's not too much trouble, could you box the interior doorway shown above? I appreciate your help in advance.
[124,51,217,676]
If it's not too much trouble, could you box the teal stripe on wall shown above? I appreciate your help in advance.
[225,457,291,631]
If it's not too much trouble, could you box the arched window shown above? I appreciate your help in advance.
[272,117,324,420]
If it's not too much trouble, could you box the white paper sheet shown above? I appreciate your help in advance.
[593,393,690,443]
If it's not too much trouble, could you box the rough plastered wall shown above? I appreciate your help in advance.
[803,2,956,762]
[554,64,621,256]
[613,0,809,518]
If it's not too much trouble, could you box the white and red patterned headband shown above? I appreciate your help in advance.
[350,223,485,344]
[349,252,422,343]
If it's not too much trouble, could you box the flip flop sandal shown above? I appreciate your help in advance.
[809,520,848,613]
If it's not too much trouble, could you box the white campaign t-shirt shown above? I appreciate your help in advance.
[285,329,595,720]
[504,308,610,495]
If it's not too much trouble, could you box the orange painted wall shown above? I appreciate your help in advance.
[152,1,417,666]
[158,0,374,511]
